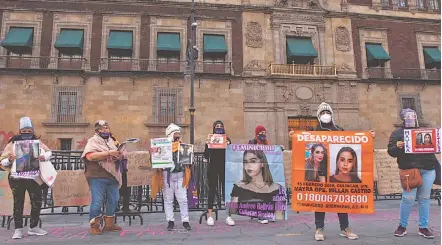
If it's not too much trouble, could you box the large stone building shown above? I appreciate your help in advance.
[0,0,439,151]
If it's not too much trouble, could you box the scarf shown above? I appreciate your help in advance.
[81,134,122,187]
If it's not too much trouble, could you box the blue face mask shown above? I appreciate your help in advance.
[258,134,266,141]
[99,132,110,139]
[214,128,225,134]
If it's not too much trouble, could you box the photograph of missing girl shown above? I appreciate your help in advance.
[329,144,362,183]
[225,146,287,221]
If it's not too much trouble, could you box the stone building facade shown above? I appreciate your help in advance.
[0,0,439,151]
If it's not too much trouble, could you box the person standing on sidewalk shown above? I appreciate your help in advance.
[313,102,375,241]
[81,120,123,235]
[247,125,271,224]
[204,120,234,226]
[151,123,192,231]
[0,117,51,239]
[388,108,437,239]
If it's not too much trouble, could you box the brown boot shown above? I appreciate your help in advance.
[89,217,103,235]
[103,216,122,232]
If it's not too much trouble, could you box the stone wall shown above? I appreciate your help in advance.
[0,75,245,151]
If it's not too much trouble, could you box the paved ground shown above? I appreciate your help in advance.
[0,200,440,245]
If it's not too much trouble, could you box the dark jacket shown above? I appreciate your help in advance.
[387,127,437,170]
[315,123,343,132]
[204,127,231,171]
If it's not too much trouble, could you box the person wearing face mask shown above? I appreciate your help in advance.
[151,123,192,231]
[246,125,271,224]
[0,117,51,239]
[81,120,123,235]
[313,103,368,241]
[388,108,437,239]
[204,120,233,226]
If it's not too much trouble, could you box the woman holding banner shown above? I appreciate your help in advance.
[313,103,370,241]
[82,120,123,235]
[0,117,52,239]
[204,120,234,226]
[388,108,437,239]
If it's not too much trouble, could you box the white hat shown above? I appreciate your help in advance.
[19,117,34,130]
[165,123,180,141]
[317,102,333,119]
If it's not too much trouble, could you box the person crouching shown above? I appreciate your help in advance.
[151,123,192,231]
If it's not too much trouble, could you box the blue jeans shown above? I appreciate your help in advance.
[88,178,120,221]
[399,169,436,228]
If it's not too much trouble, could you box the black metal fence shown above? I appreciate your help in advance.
[1,150,440,229]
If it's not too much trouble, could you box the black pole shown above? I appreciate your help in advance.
[189,0,196,144]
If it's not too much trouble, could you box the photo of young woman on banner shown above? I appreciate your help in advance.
[292,131,374,214]
[225,144,287,221]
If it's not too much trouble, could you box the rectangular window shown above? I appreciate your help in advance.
[52,86,84,124]
[153,88,182,124]
[428,0,440,9]
[397,0,407,7]
[381,0,390,6]
[59,138,72,150]
[417,0,424,8]
[400,95,423,119]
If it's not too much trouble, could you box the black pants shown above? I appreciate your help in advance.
[315,212,349,230]
[207,163,225,210]
[8,178,42,229]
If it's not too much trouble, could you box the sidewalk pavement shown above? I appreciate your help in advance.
[0,200,440,245]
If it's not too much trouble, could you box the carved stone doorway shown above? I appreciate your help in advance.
[288,116,318,150]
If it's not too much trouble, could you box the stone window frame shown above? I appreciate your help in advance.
[0,12,43,68]
[50,13,93,71]
[148,17,187,71]
[278,25,321,65]
[49,85,86,124]
[151,87,184,125]
[415,32,441,72]
[100,15,141,71]
[196,20,233,73]
[397,93,423,124]
[359,28,392,79]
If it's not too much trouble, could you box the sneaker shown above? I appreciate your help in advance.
[183,222,192,231]
[394,226,407,237]
[167,221,174,231]
[226,216,235,226]
[28,227,48,236]
[258,219,269,224]
[340,228,358,240]
[207,217,214,226]
[418,228,434,239]
[315,228,325,241]
[12,229,23,239]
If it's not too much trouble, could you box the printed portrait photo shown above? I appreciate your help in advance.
[15,140,40,172]
[415,131,435,148]
[329,144,362,183]
[178,143,194,165]
[225,146,287,221]
[304,143,328,183]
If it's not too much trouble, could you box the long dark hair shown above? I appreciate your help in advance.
[335,147,360,181]
[242,150,274,185]
[310,143,328,167]
[424,133,433,145]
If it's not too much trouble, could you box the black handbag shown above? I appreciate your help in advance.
[434,160,441,186]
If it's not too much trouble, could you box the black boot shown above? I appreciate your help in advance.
[183,222,191,231]
[167,221,174,231]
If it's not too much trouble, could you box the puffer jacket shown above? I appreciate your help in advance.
[387,127,437,170]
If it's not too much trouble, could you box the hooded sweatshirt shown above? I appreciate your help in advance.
[204,120,231,167]
[315,102,343,132]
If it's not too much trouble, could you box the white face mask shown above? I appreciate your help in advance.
[320,114,332,124]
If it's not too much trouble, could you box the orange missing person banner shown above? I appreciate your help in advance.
[291,131,374,214]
